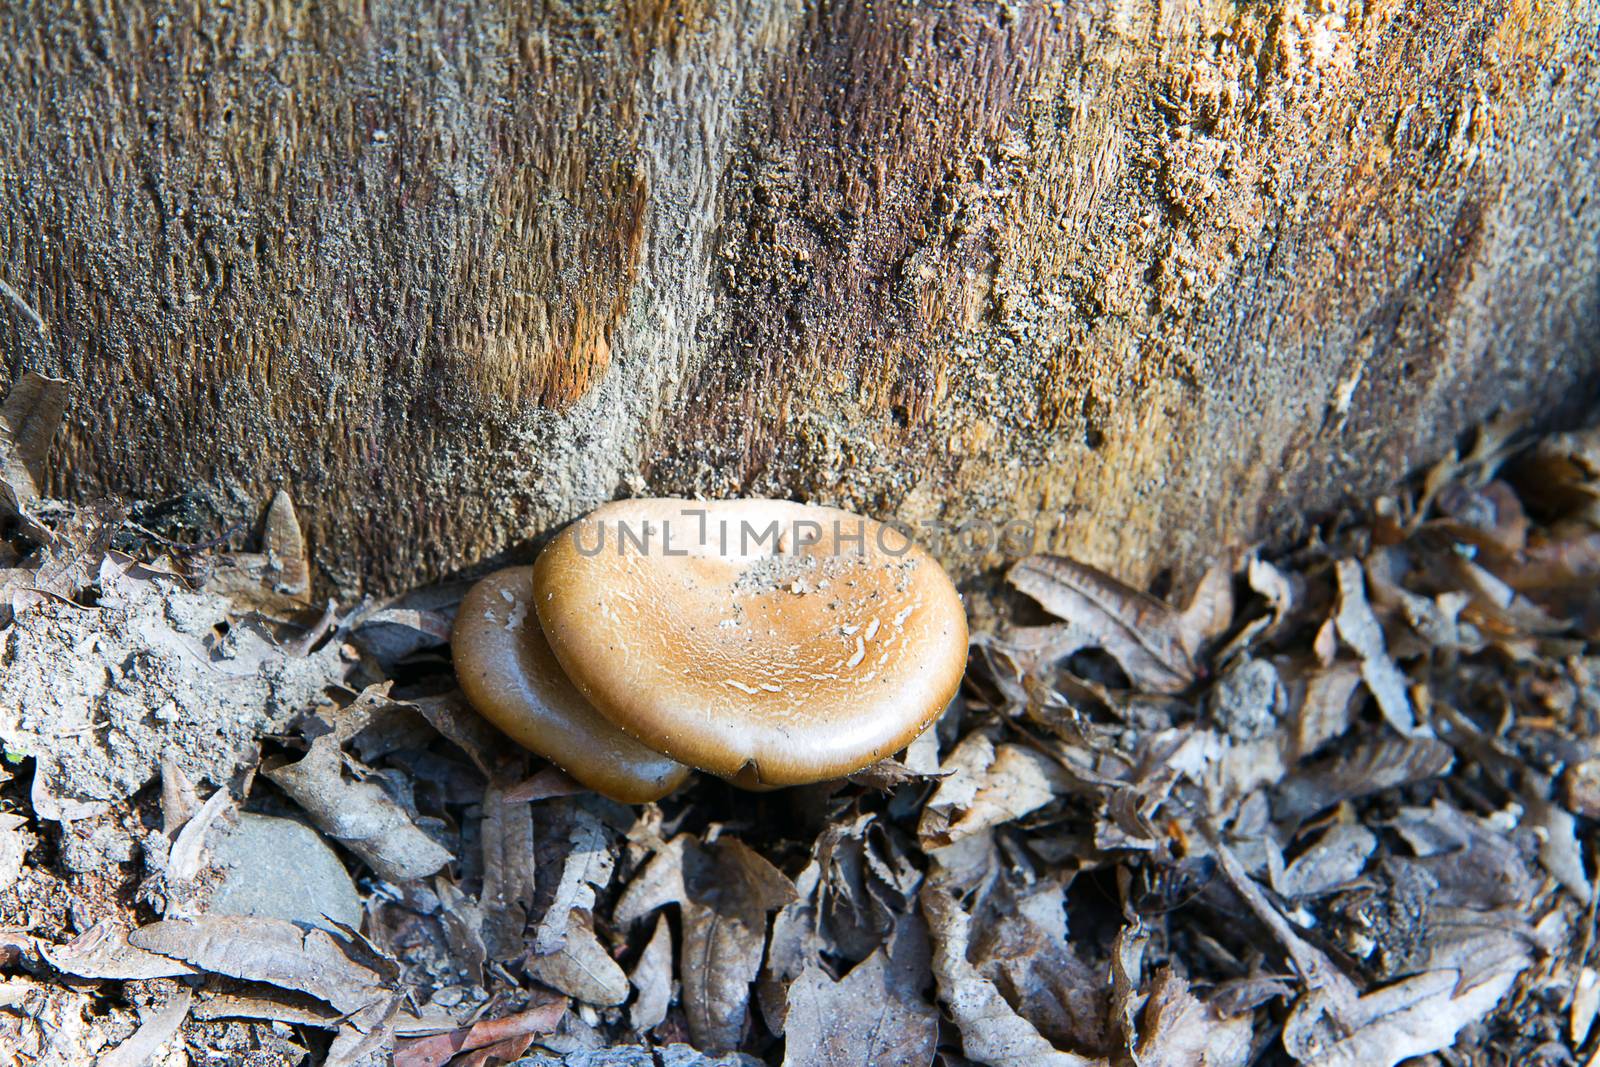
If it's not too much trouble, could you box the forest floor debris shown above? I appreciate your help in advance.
[3,378,1600,1065]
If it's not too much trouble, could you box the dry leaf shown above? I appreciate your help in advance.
[846,756,944,791]
[919,735,1069,847]
[0,813,26,893]
[1009,556,1199,693]
[97,988,194,1067]
[0,372,68,531]
[630,914,674,1032]
[165,786,234,885]
[523,916,628,1007]
[781,918,937,1067]
[505,766,588,803]
[1276,824,1376,899]
[394,998,568,1067]
[922,887,1103,1067]
[129,915,392,1018]
[1133,969,1252,1067]
[970,884,1109,1054]
[1201,824,1360,1013]
[617,835,796,1051]
[265,687,453,882]
[533,805,614,955]
[1272,736,1453,823]
[1283,963,1527,1067]
[191,989,346,1029]
[480,775,537,961]
[205,491,313,614]
[1333,560,1419,736]
[43,920,198,980]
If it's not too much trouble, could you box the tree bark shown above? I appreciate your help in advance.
[2,0,1597,595]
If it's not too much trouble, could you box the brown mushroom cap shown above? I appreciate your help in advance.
[451,566,692,803]
[532,498,968,787]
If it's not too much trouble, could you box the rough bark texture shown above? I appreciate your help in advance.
[2,0,1597,596]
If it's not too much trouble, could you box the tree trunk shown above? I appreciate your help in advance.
[2,0,1597,596]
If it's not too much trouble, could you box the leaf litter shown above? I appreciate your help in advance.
[2,374,1600,1064]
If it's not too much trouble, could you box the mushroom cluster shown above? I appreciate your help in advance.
[451,499,969,802]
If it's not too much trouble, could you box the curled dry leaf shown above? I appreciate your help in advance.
[0,371,68,537]
[393,998,568,1067]
[533,805,615,955]
[43,920,198,981]
[265,686,452,883]
[1333,560,1419,737]
[191,989,346,1029]
[919,734,1070,848]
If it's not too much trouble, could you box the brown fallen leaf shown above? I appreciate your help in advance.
[207,491,313,614]
[922,887,1103,1067]
[919,735,1069,848]
[1008,556,1228,694]
[410,691,514,780]
[781,917,937,1067]
[480,774,537,961]
[164,786,234,886]
[629,913,674,1032]
[1272,736,1453,823]
[129,915,392,1018]
[97,988,194,1067]
[533,805,614,955]
[0,372,68,538]
[1332,560,1419,736]
[393,998,568,1067]
[615,834,797,1051]
[265,685,453,882]
[845,756,946,791]
[522,915,629,1007]
[44,920,199,981]
[504,765,588,803]
[434,877,488,986]
[191,989,346,1029]
[970,883,1109,1054]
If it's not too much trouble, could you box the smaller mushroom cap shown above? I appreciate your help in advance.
[533,498,968,787]
[452,566,691,803]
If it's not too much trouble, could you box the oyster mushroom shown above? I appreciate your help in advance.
[451,566,691,803]
[532,498,968,787]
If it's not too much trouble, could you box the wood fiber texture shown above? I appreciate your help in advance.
[2,0,1597,594]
